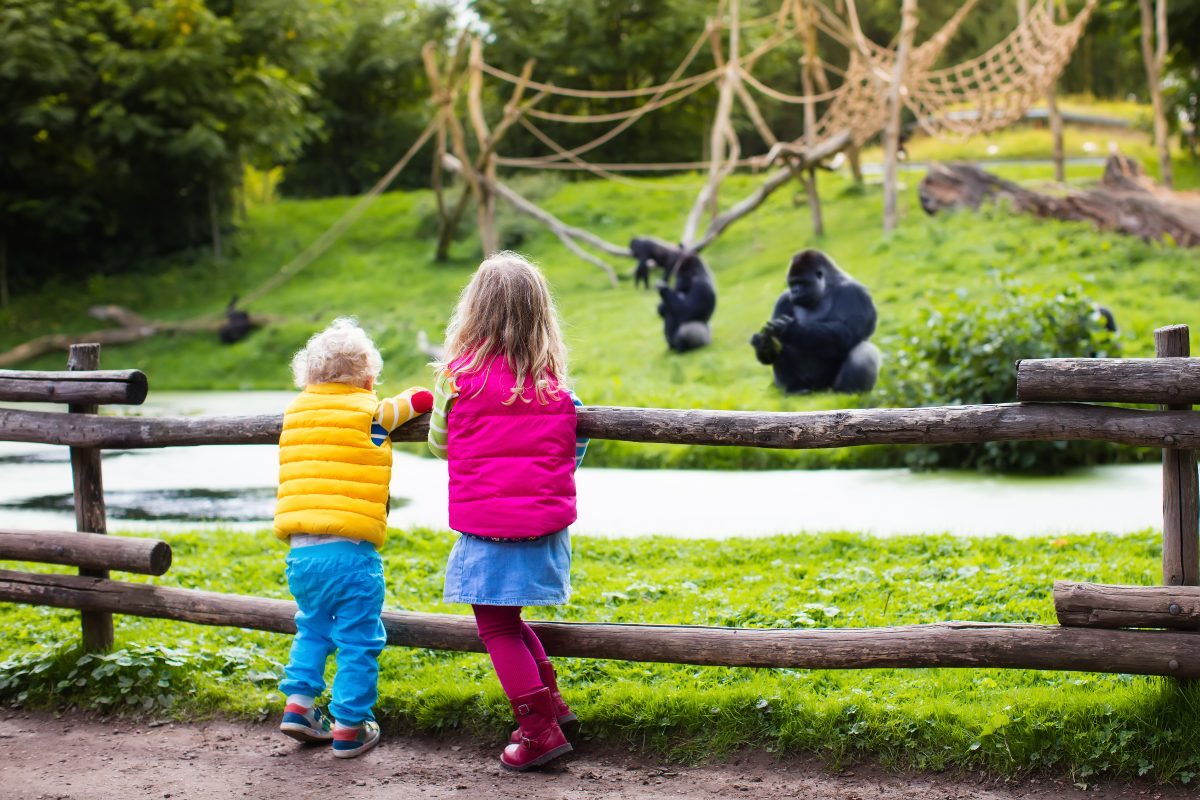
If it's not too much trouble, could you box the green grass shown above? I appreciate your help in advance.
[2,138,1197,469]
[3,527,1199,783]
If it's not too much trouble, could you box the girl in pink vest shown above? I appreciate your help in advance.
[428,252,589,772]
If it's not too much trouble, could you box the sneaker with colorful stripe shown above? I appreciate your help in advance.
[279,703,333,743]
[331,719,381,759]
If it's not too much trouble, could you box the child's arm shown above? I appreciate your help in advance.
[570,391,589,470]
[371,386,433,446]
[427,371,458,461]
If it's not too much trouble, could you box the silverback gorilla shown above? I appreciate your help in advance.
[750,250,880,393]
[630,237,716,352]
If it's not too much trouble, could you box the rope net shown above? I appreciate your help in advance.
[480,0,1097,168]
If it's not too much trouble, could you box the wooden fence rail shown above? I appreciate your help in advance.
[0,530,171,576]
[1,402,1199,451]
[0,368,147,406]
[2,568,1198,677]
[1016,357,1200,405]
[1054,581,1200,629]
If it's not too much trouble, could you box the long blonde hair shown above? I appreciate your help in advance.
[438,251,569,404]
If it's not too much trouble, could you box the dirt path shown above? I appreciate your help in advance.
[0,710,1187,800]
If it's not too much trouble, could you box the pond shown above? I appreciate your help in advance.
[0,392,1164,538]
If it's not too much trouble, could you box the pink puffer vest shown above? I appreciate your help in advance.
[447,354,578,539]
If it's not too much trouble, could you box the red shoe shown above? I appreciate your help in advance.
[509,660,579,743]
[500,687,573,772]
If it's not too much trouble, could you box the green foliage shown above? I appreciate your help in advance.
[0,0,332,284]
[3,527,1200,782]
[872,278,1124,473]
[0,640,283,713]
[279,0,456,197]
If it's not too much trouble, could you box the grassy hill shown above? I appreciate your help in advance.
[3,142,1197,468]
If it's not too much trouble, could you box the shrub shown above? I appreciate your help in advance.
[871,279,1124,473]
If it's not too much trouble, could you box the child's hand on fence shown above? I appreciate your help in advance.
[406,388,434,415]
[374,387,434,442]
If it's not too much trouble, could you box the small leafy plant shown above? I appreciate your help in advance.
[871,278,1125,472]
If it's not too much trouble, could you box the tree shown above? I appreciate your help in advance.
[0,0,330,289]
[280,1,456,198]
[1139,0,1172,187]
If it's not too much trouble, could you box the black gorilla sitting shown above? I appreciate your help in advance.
[630,237,717,352]
[217,296,254,345]
[750,250,880,393]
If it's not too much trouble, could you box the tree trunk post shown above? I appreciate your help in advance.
[847,144,864,184]
[68,343,113,651]
[883,0,918,233]
[800,0,823,236]
[1139,0,1173,188]
[467,39,498,256]
[1156,325,1198,587]
[683,4,740,247]
[805,170,823,236]
[1021,0,1065,184]
[1047,84,1065,184]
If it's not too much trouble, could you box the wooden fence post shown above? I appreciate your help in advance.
[68,343,113,650]
[1156,325,1199,587]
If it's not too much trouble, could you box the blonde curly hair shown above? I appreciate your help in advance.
[438,251,569,404]
[291,317,383,389]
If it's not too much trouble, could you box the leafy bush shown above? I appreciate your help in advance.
[0,641,282,714]
[871,279,1124,473]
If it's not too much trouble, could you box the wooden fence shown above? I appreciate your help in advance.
[0,327,1197,678]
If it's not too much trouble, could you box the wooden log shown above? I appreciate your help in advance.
[693,130,850,253]
[882,0,917,233]
[0,530,171,576]
[2,402,1200,451]
[1016,357,1200,405]
[67,344,112,651]
[682,5,741,248]
[0,369,148,405]
[0,308,275,369]
[918,160,1200,248]
[1054,581,1200,629]
[1157,326,1199,587]
[1,569,1198,677]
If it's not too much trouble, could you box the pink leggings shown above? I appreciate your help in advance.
[472,605,548,700]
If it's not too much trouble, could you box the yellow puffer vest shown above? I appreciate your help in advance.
[274,383,391,546]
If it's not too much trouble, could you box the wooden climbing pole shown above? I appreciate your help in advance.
[883,0,918,233]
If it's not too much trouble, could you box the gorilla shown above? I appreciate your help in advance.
[630,237,717,352]
[217,296,254,345]
[750,250,880,393]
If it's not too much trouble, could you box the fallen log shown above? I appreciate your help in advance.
[1054,581,1200,630]
[1,569,1197,676]
[0,368,148,405]
[0,530,171,576]
[918,155,1200,247]
[1016,357,1200,405]
[0,306,275,369]
[0,402,1198,450]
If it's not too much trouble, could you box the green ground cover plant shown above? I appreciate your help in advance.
[873,279,1124,472]
[1,527,1199,783]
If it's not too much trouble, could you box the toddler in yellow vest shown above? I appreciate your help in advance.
[274,317,432,758]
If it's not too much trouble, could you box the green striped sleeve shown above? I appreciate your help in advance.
[427,371,457,461]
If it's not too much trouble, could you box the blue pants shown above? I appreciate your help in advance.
[279,539,386,725]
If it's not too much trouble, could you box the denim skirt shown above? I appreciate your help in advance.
[443,528,571,607]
